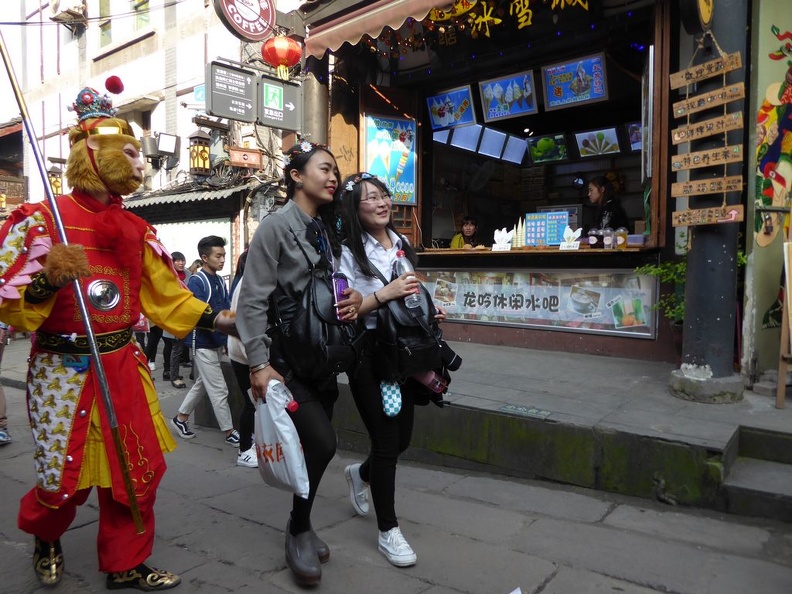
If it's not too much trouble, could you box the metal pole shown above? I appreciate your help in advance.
[0,32,144,533]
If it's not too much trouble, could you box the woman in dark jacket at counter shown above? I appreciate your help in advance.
[588,175,630,232]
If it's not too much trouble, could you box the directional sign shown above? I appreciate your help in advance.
[672,204,745,227]
[206,62,257,123]
[257,74,301,132]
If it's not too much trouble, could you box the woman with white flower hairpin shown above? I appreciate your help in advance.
[236,141,362,586]
[338,172,446,568]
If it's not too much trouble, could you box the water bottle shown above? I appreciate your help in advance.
[267,379,299,412]
[412,369,447,394]
[394,250,422,309]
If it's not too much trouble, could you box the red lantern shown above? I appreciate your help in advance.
[262,35,302,81]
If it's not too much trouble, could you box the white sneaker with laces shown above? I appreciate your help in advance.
[344,463,369,516]
[378,527,416,567]
[237,446,258,468]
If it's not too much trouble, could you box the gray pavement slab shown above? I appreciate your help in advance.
[3,337,792,592]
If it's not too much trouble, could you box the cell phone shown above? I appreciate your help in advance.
[332,273,349,321]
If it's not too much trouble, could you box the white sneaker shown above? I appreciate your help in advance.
[148,361,156,371]
[236,446,258,468]
[378,527,416,567]
[344,463,369,516]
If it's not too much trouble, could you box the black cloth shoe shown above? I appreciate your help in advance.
[285,520,321,585]
[106,563,181,591]
[33,537,63,586]
[162,371,170,381]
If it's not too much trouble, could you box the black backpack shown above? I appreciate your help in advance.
[371,267,443,382]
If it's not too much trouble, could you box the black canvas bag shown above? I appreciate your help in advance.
[371,267,443,381]
[271,225,365,379]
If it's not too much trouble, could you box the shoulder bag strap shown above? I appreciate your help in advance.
[371,264,438,342]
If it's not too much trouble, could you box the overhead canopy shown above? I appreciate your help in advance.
[125,181,256,209]
[304,0,440,59]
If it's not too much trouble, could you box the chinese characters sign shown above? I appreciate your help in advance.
[424,269,657,338]
[524,212,568,246]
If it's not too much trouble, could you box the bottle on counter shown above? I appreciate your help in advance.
[615,227,628,251]
[602,227,615,250]
[587,228,600,248]
[394,250,422,308]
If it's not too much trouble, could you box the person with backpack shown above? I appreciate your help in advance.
[171,236,239,447]
[236,142,362,586]
[337,172,446,568]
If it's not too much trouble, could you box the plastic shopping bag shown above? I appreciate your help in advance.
[253,380,309,499]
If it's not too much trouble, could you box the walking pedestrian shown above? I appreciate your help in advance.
[171,236,239,446]
[236,141,362,586]
[162,251,189,388]
[227,250,256,468]
[338,172,446,567]
[0,83,236,590]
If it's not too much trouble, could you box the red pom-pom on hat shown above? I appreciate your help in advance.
[105,76,124,95]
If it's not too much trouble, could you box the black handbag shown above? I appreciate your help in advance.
[271,226,365,379]
[371,267,443,381]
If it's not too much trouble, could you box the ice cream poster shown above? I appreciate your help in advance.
[364,115,417,205]
[426,85,476,131]
[541,52,608,112]
[478,70,538,123]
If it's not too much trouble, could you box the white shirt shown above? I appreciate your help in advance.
[339,228,405,330]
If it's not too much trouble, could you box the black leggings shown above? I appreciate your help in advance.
[144,325,163,363]
[270,346,338,536]
[230,359,255,452]
[348,340,415,533]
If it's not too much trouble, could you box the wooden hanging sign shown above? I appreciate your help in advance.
[672,145,743,171]
[672,82,745,118]
[669,52,742,90]
[671,175,743,197]
[672,204,744,227]
[672,111,742,144]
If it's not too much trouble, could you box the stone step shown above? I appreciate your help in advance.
[722,457,792,522]
[738,426,792,465]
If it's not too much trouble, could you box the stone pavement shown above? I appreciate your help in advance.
[1,336,792,592]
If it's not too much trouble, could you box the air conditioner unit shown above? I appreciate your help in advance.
[49,1,86,24]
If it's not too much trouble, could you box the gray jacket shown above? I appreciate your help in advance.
[236,200,323,368]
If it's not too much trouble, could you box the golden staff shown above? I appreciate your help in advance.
[0,32,144,533]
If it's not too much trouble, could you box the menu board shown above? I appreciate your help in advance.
[478,70,538,122]
[524,212,569,246]
[426,85,476,130]
[541,52,608,111]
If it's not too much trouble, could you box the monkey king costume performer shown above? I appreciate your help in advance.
[0,82,236,591]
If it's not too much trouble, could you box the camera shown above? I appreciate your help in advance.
[439,340,462,371]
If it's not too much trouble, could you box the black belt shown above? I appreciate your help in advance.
[35,327,134,355]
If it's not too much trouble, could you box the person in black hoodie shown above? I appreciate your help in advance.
[588,175,630,232]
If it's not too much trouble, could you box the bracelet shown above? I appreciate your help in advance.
[373,291,383,305]
[249,362,270,375]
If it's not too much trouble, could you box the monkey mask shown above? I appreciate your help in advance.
[65,86,142,196]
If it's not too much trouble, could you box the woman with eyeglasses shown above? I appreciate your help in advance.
[236,142,362,586]
[337,172,445,568]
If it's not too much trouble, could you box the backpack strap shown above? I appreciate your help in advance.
[371,266,438,343]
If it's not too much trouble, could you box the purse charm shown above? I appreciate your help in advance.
[380,380,402,417]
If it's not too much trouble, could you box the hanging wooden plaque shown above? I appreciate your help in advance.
[672,112,743,144]
[669,52,742,90]
[672,204,744,227]
[672,82,745,118]
[671,145,743,171]
[671,175,743,197]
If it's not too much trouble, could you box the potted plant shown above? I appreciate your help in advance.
[634,259,687,325]
[635,250,746,337]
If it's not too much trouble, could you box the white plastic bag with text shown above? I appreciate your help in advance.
[253,380,309,499]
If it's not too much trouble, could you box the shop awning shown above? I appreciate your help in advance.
[125,182,256,210]
[305,0,440,59]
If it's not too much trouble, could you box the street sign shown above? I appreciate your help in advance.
[257,74,301,132]
[672,204,744,227]
[206,62,257,123]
